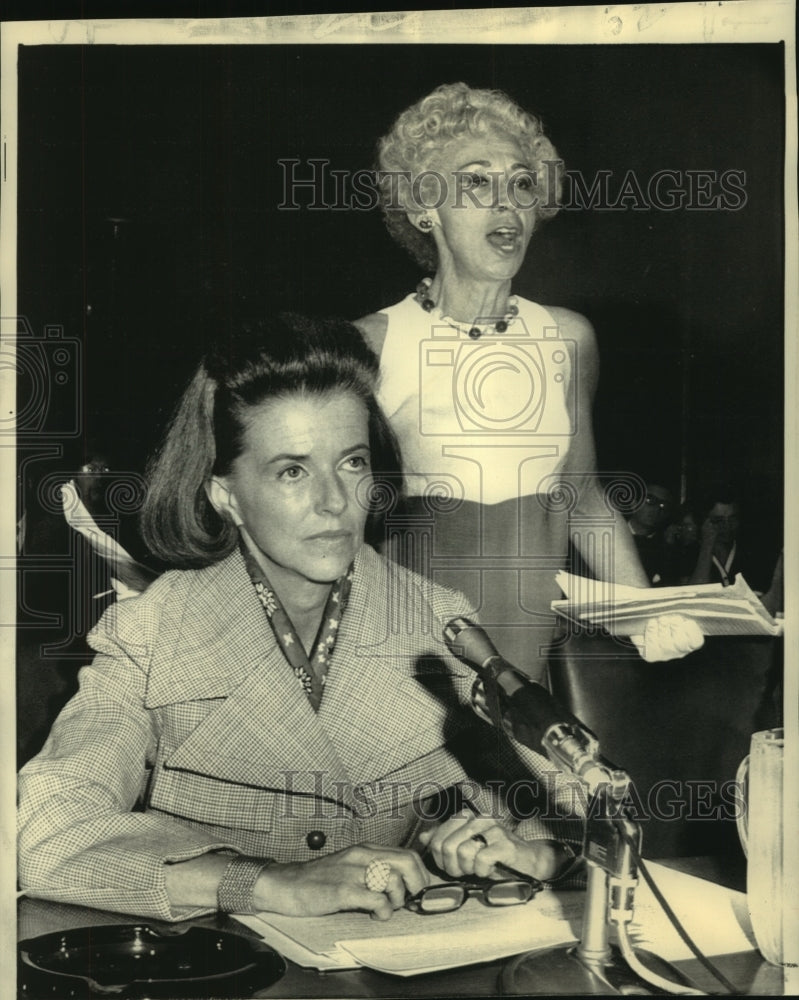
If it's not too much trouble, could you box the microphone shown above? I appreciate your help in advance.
[444,617,628,797]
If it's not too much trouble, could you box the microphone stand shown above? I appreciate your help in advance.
[489,703,696,993]
[441,622,702,995]
[502,784,680,994]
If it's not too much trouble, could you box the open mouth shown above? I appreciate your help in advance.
[486,226,521,252]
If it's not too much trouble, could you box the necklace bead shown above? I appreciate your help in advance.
[414,277,517,338]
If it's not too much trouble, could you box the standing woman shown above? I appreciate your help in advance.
[358,82,701,679]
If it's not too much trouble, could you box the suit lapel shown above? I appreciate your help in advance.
[319,546,473,783]
[145,552,267,706]
[143,546,470,807]
[146,550,355,807]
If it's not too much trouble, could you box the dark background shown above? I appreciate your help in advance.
[16,41,785,757]
[18,42,785,509]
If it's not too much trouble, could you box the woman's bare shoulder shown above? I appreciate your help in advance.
[543,306,596,344]
[542,306,599,392]
[354,312,389,357]
[544,305,597,355]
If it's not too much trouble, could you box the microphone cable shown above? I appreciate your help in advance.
[615,922,707,996]
[616,822,743,995]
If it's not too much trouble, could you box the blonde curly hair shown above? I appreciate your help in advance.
[376,82,561,270]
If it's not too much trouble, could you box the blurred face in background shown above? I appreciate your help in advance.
[679,511,699,545]
[635,484,675,533]
[75,456,110,509]
[708,501,740,545]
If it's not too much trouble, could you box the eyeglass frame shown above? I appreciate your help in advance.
[643,494,671,511]
[404,876,543,915]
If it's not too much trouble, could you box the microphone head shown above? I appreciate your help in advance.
[443,617,502,673]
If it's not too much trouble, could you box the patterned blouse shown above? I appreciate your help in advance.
[239,540,353,712]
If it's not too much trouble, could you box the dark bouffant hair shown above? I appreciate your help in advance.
[140,314,402,568]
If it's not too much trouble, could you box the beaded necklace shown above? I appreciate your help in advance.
[415,277,519,340]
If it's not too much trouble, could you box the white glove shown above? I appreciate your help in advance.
[630,614,705,662]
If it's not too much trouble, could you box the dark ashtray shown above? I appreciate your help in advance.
[19,923,286,998]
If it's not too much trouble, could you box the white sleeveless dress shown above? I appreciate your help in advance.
[375,294,575,681]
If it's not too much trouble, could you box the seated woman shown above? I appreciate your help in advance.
[18,315,583,923]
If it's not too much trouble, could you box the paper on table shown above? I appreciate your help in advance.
[233,913,360,970]
[236,861,757,977]
[627,861,757,961]
[340,892,583,975]
[237,889,582,975]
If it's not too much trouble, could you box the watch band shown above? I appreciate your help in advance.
[538,841,580,885]
[560,842,577,861]
[216,856,273,914]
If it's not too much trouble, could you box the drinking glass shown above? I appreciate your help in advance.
[736,728,784,966]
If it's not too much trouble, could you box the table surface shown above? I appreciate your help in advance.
[17,856,784,997]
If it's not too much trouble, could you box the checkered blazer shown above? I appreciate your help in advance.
[18,544,584,921]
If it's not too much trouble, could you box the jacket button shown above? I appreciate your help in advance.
[306,830,326,850]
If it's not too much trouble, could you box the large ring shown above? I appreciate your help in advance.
[364,858,392,893]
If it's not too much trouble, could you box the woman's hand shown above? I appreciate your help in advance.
[630,614,704,662]
[470,679,493,725]
[418,810,568,882]
[253,843,430,921]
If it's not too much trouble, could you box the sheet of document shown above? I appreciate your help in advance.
[234,913,361,970]
[627,861,757,961]
[340,892,583,975]
[552,571,781,636]
[235,861,757,976]
[237,888,582,974]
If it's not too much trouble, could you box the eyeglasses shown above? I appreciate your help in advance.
[405,877,542,915]
[644,495,671,510]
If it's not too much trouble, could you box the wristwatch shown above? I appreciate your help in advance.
[216,856,273,914]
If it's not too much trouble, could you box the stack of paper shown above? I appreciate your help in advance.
[235,862,756,976]
[551,571,782,637]
[236,890,583,975]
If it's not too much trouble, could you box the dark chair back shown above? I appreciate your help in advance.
[546,631,781,858]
